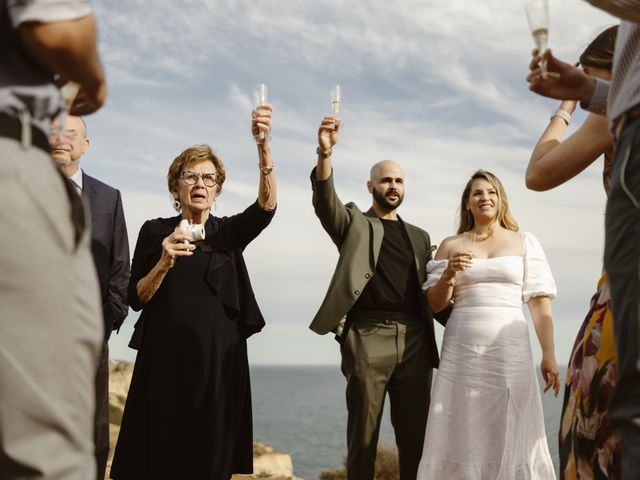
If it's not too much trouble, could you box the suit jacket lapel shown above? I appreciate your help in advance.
[364,208,383,266]
[399,216,426,282]
[81,171,97,213]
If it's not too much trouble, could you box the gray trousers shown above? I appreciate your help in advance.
[605,117,640,479]
[340,314,432,480]
[0,137,103,479]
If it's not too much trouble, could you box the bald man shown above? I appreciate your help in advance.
[309,116,445,480]
[50,115,130,480]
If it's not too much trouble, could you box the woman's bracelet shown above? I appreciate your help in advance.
[443,273,456,287]
[259,164,274,175]
[550,108,572,126]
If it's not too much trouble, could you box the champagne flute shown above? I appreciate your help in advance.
[252,84,268,143]
[462,231,476,258]
[330,85,341,129]
[525,0,558,81]
[51,81,80,135]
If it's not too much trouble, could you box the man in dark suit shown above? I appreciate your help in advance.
[310,116,444,480]
[50,114,130,479]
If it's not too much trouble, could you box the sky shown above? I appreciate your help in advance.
[83,0,617,365]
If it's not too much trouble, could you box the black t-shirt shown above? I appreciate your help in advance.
[352,218,421,313]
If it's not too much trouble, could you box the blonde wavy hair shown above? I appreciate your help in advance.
[457,170,518,234]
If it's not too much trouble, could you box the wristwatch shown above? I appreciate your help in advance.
[316,146,333,159]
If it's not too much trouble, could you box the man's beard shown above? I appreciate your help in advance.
[372,187,404,211]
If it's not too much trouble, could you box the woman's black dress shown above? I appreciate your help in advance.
[111,202,274,480]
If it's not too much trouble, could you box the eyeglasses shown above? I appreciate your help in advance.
[49,129,81,140]
[180,171,219,187]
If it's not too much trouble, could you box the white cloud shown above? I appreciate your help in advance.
[90,0,616,366]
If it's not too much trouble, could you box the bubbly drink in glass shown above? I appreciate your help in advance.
[330,84,341,130]
[532,27,548,55]
[51,81,80,135]
[525,0,557,81]
[252,84,268,143]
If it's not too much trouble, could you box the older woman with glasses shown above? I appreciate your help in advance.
[110,105,276,480]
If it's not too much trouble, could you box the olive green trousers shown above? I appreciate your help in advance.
[340,314,433,480]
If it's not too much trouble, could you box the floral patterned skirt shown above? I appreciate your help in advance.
[559,273,622,479]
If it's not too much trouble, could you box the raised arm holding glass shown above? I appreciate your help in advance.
[527,26,623,478]
[110,105,276,480]
[527,3,640,476]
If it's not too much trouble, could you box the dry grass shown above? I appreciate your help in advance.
[319,444,399,480]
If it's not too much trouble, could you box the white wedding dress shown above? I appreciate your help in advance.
[417,232,557,479]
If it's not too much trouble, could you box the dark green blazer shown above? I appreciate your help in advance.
[310,168,440,367]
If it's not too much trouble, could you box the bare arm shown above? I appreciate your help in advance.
[528,296,560,396]
[586,0,640,23]
[252,105,277,211]
[425,238,472,313]
[18,16,106,114]
[526,102,613,191]
[316,117,341,181]
[136,228,194,304]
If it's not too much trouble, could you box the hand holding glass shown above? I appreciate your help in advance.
[51,82,80,135]
[525,0,558,82]
[462,231,475,256]
[330,85,341,129]
[252,84,268,143]
[330,85,341,116]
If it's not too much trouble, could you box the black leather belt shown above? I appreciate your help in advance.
[0,113,50,153]
[347,309,419,324]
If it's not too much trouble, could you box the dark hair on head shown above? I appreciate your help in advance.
[167,144,226,195]
[457,170,518,234]
[579,25,618,71]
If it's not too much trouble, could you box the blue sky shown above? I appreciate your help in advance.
[84,0,615,365]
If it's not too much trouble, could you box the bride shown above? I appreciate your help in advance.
[417,170,560,479]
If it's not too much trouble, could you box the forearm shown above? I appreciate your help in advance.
[136,262,170,305]
[527,118,571,190]
[426,275,455,313]
[585,0,640,23]
[527,108,610,191]
[19,16,105,92]
[257,142,277,211]
[529,297,556,357]
[315,154,332,181]
[534,316,555,356]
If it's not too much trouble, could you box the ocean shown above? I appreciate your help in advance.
[250,365,566,480]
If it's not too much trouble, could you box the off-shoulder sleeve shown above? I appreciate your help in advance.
[522,232,557,302]
[422,259,448,291]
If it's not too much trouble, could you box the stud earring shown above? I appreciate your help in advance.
[171,195,181,213]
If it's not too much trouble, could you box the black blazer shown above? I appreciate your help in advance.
[128,201,274,349]
[82,171,130,340]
